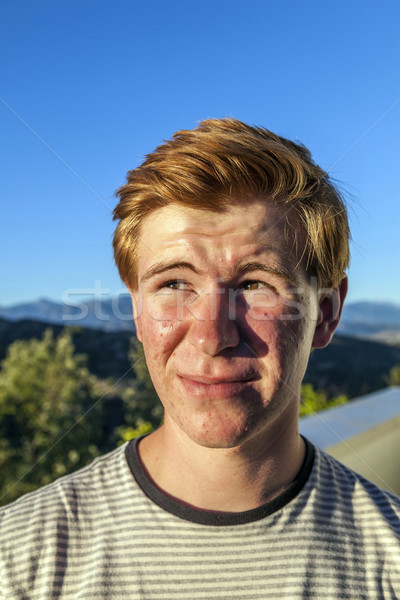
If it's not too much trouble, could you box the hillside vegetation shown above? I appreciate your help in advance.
[1,317,399,505]
[1,317,400,399]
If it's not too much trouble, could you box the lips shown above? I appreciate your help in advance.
[177,373,259,399]
[179,374,257,385]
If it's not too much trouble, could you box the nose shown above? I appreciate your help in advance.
[186,287,240,356]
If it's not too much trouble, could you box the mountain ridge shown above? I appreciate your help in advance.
[0,315,399,400]
[0,296,135,332]
[1,297,400,341]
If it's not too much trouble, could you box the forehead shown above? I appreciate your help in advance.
[136,200,305,272]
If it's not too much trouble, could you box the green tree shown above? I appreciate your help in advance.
[0,329,104,505]
[386,364,400,386]
[300,383,347,417]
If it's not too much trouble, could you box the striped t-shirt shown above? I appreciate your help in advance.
[1,438,399,599]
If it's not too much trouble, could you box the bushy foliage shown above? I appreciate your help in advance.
[0,329,104,505]
[386,364,400,386]
[0,326,350,505]
[300,383,347,417]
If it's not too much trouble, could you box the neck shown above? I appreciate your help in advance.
[138,412,305,512]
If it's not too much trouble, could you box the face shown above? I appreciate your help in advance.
[130,200,344,449]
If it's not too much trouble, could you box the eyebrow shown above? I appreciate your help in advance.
[233,261,298,287]
[140,259,298,287]
[140,261,203,283]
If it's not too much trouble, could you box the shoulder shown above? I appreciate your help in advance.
[0,444,145,596]
[310,444,400,536]
[0,444,129,542]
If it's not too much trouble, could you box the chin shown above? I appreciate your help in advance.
[173,409,266,450]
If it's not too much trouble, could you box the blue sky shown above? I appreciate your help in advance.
[1,0,399,306]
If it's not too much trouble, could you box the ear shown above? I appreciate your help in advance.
[127,285,143,343]
[312,276,348,349]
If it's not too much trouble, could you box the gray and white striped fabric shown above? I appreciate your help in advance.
[1,438,399,599]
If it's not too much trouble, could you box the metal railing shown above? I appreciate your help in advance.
[299,386,400,496]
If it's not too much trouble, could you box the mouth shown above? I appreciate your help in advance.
[180,374,256,384]
[177,373,259,399]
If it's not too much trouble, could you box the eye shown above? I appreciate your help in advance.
[240,280,268,291]
[160,279,190,290]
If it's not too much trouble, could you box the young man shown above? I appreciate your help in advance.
[1,118,399,598]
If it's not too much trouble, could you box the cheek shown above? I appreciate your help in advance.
[145,292,190,323]
[273,318,314,386]
[245,290,309,323]
[138,310,186,366]
[244,289,314,343]
[244,308,310,365]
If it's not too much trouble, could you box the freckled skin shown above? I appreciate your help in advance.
[129,200,333,452]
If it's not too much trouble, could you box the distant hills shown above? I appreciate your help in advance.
[305,334,400,398]
[1,297,400,341]
[1,297,400,399]
[337,301,400,342]
[1,300,400,399]
[0,296,135,333]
